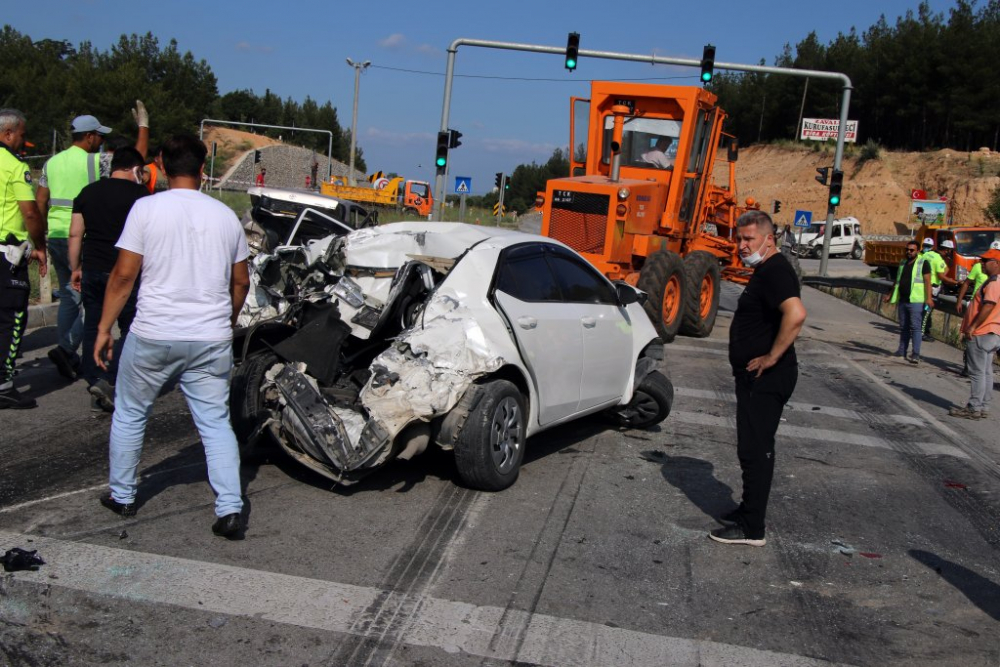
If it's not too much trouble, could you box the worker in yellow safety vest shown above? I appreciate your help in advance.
[885,239,934,364]
[0,109,48,409]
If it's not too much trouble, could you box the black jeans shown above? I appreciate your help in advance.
[80,270,137,387]
[734,362,798,539]
[0,251,30,385]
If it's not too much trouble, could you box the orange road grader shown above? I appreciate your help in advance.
[538,81,758,342]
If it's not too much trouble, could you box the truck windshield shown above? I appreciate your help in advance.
[954,229,1000,256]
[410,183,429,198]
[602,117,682,170]
[804,223,824,234]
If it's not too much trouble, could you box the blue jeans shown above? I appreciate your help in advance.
[967,333,1000,413]
[48,238,83,355]
[896,303,924,358]
[109,334,243,517]
[80,270,137,387]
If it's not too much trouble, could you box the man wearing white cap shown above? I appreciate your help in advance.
[36,106,148,382]
[36,114,113,380]
[920,237,958,341]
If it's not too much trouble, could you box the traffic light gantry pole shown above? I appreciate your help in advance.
[433,37,852,276]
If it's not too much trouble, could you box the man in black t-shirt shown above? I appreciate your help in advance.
[711,210,807,547]
[69,147,149,411]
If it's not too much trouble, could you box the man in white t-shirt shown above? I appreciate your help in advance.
[94,134,252,539]
[641,137,674,169]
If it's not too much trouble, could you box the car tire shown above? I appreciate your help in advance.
[610,370,674,429]
[230,351,280,464]
[453,380,526,492]
[679,251,721,338]
[637,251,685,343]
[851,243,863,260]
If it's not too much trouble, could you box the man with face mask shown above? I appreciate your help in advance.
[68,147,149,411]
[711,210,807,547]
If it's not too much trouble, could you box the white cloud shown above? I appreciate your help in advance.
[415,43,439,56]
[235,41,274,54]
[479,138,559,157]
[378,33,406,50]
[365,127,435,145]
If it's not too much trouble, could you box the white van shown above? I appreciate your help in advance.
[793,216,863,259]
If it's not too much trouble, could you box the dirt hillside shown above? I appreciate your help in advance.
[734,144,1000,235]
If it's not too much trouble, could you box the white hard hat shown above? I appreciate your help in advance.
[940,239,955,249]
[991,240,1000,251]
[922,237,934,246]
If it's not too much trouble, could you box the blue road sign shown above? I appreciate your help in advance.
[793,210,813,228]
[455,177,471,194]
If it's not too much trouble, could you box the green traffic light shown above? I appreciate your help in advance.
[436,157,446,167]
[830,195,840,206]
[566,58,576,69]
[701,72,712,82]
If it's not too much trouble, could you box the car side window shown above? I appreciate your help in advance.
[831,226,842,238]
[546,246,619,304]
[495,245,563,302]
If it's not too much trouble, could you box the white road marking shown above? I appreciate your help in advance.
[0,530,847,667]
[674,387,926,426]
[669,410,969,460]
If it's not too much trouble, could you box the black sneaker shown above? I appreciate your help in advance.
[48,347,79,381]
[0,386,37,410]
[709,524,766,547]
[88,380,115,413]
[99,494,136,518]
[718,508,743,525]
[212,513,243,539]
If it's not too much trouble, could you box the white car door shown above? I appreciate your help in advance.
[544,246,633,412]
[493,244,585,426]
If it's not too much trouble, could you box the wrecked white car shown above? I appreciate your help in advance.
[231,222,672,491]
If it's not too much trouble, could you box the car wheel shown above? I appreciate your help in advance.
[636,251,685,343]
[230,351,280,464]
[851,243,863,260]
[453,380,526,491]
[610,370,674,429]
[679,251,721,338]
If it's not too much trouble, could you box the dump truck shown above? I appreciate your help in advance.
[864,224,1000,287]
[320,176,433,217]
[538,81,761,342]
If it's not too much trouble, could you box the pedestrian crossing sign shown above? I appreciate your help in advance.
[455,177,471,194]
[794,210,813,228]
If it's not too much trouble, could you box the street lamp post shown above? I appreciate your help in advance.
[345,58,371,186]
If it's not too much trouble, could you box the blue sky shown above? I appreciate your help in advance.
[8,0,954,195]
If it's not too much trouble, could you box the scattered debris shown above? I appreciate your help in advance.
[944,480,968,489]
[860,552,883,559]
[208,617,228,629]
[1,548,44,572]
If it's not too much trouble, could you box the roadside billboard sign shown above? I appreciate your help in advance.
[909,198,947,226]
[800,119,859,143]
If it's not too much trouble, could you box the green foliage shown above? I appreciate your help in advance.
[0,26,359,170]
[983,183,1000,224]
[709,1,1000,152]
[493,148,570,214]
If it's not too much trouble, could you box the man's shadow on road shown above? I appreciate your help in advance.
[640,449,736,522]
[910,549,1000,621]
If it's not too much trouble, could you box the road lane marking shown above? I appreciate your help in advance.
[0,530,846,667]
[674,387,926,426]
[669,410,968,460]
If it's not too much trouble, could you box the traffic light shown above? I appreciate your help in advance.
[773,200,782,215]
[495,172,504,190]
[253,150,262,164]
[700,44,716,84]
[504,175,510,190]
[828,169,844,207]
[565,32,580,71]
[815,166,829,186]
[448,129,462,149]
[435,131,449,173]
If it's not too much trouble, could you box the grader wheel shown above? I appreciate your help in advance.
[636,251,685,343]
[679,251,721,338]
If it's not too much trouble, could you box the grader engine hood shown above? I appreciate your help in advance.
[545,176,666,258]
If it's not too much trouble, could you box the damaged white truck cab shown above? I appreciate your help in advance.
[232,222,673,491]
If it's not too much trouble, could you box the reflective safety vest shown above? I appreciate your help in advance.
[891,256,928,304]
[42,145,99,238]
[0,143,33,242]
[922,249,947,286]
[968,262,989,297]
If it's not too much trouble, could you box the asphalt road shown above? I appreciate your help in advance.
[1,286,998,666]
